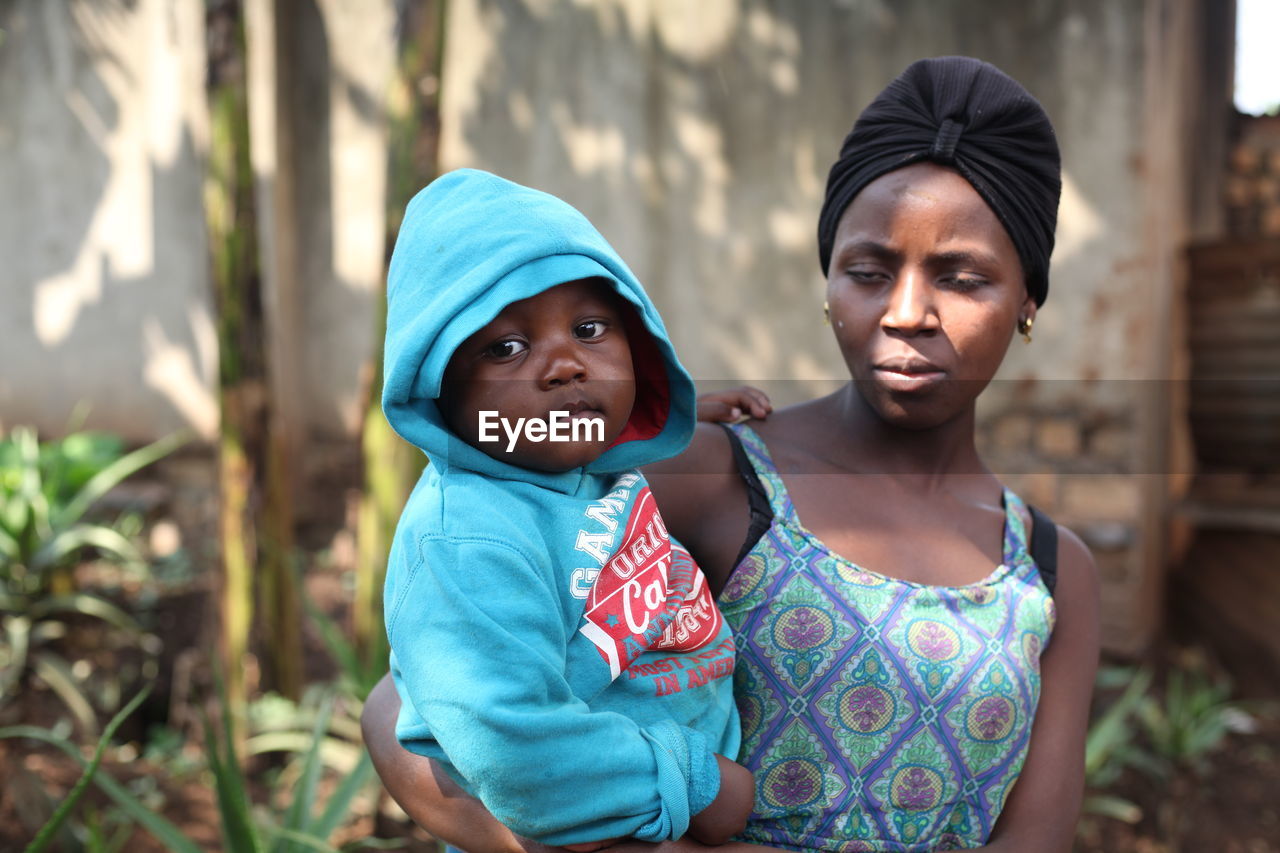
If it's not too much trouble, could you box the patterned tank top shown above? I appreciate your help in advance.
[719,425,1056,852]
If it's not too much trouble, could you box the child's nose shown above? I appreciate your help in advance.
[539,344,587,389]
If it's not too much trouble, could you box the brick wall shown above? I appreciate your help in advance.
[978,409,1142,650]
[1225,115,1280,238]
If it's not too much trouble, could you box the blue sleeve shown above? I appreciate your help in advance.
[385,536,721,844]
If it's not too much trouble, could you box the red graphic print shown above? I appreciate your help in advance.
[578,487,723,677]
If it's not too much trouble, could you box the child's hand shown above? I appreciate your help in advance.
[696,386,772,423]
[686,755,754,845]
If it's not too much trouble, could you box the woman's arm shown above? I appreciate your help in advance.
[362,675,753,853]
[984,524,1102,853]
[643,423,751,596]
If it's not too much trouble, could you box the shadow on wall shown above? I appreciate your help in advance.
[0,0,391,444]
[0,0,216,443]
[442,0,1141,408]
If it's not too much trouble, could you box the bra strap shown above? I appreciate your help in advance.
[1027,504,1059,597]
[721,424,774,567]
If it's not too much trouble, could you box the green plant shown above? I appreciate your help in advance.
[0,427,187,594]
[306,593,387,702]
[0,684,152,853]
[1080,666,1154,825]
[0,427,185,729]
[2,675,390,853]
[1079,654,1260,850]
[1137,658,1245,778]
[247,685,367,777]
[206,676,389,853]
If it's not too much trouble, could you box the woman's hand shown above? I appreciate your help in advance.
[695,386,772,423]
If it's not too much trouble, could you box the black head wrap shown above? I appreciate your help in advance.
[817,56,1061,306]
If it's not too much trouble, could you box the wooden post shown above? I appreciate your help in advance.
[205,0,261,746]
[352,0,442,692]
[245,0,304,700]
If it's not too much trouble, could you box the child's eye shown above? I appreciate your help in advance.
[484,339,527,359]
[574,320,608,340]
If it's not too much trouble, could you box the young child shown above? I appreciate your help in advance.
[380,169,754,847]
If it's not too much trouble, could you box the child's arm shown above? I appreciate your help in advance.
[387,536,744,846]
[686,756,754,844]
[363,673,753,852]
[695,386,772,423]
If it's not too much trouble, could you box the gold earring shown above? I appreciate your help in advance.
[1018,316,1034,343]
[823,301,831,326]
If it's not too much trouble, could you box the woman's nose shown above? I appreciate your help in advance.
[881,271,938,336]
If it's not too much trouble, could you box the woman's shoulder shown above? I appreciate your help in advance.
[644,422,751,592]
[1050,523,1100,610]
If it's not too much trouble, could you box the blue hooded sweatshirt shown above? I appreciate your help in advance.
[382,169,741,844]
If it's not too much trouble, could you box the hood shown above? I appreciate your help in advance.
[382,169,695,492]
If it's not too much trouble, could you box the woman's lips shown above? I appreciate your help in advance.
[871,358,947,392]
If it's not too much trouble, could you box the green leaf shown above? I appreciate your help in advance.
[22,683,151,853]
[1,614,31,696]
[0,724,204,853]
[31,524,144,573]
[26,593,142,634]
[1083,793,1143,824]
[266,828,342,853]
[30,650,98,737]
[245,732,364,773]
[206,666,264,853]
[310,752,374,842]
[1085,667,1152,780]
[279,696,335,853]
[337,840,408,852]
[204,706,263,853]
[56,430,191,529]
[0,526,19,562]
[11,428,52,542]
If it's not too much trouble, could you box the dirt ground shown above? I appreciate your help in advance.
[1074,711,1280,852]
[4,702,1278,851]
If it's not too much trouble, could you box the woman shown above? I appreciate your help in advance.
[362,56,1099,853]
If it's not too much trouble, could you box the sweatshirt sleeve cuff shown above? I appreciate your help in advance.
[634,721,722,841]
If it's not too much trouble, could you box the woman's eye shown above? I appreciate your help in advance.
[847,268,887,284]
[485,339,527,359]
[943,275,988,292]
[574,320,608,340]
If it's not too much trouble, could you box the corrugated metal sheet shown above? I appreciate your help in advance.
[1186,239,1280,472]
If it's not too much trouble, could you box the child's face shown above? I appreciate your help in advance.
[439,279,637,472]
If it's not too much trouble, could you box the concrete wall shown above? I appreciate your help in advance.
[270,0,396,440]
[439,0,1145,394]
[437,0,1195,651]
[0,0,394,444]
[0,0,214,443]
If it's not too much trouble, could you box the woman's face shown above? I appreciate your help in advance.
[825,162,1035,430]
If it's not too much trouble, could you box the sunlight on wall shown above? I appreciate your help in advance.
[143,317,219,435]
[1235,0,1280,116]
[6,0,215,441]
